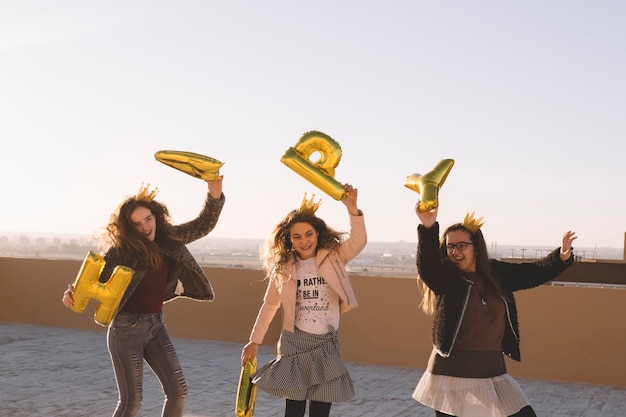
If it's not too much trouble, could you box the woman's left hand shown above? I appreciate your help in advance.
[560,230,577,261]
[207,177,223,199]
[341,183,360,215]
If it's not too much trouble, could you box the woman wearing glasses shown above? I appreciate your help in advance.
[411,204,576,417]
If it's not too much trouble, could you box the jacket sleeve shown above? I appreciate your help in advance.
[336,212,367,263]
[174,192,225,244]
[249,279,282,344]
[416,222,458,295]
[493,247,574,292]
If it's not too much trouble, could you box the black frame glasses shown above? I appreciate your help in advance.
[446,242,473,252]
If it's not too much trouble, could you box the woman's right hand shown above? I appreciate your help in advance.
[241,341,258,367]
[415,201,437,228]
[61,284,75,308]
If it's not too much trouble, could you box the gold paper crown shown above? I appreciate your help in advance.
[136,182,159,203]
[462,211,484,232]
[299,193,321,215]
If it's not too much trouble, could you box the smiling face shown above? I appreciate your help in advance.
[289,221,319,260]
[446,229,476,272]
[130,206,157,242]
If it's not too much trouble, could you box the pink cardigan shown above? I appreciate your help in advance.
[249,212,367,344]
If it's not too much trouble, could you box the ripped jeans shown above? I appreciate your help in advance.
[107,311,187,417]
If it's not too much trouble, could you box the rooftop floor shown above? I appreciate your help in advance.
[1,322,623,416]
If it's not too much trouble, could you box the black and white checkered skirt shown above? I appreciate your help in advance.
[251,327,355,402]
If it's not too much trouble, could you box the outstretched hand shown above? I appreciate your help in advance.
[560,231,577,261]
[415,201,437,228]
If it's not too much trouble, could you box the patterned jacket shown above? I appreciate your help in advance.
[416,222,573,361]
[97,192,225,326]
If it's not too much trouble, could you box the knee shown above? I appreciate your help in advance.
[167,379,188,402]
[115,394,142,417]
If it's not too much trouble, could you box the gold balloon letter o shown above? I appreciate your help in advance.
[281,131,346,200]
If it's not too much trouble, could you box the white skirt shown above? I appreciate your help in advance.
[412,371,530,417]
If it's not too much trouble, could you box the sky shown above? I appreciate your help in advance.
[1,1,625,250]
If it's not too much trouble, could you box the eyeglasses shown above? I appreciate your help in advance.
[446,242,473,252]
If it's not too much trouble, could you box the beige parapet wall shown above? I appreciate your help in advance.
[1,257,624,388]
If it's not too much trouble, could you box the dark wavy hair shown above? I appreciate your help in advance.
[102,197,181,270]
[262,209,345,286]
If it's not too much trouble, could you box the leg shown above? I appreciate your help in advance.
[144,318,187,417]
[107,315,148,417]
[509,405,537,417]
[285,399,306,417]
[309,400,332,417]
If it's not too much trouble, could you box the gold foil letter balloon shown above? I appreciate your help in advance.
[235,357,257,417]
[404,158,455,212]
[70,251,134,325]
[281,131,347,200]
[154,150,224,180]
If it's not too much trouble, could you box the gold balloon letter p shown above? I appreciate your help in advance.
[281,131,346,200]
[405,159,455,212]
[70,251,134,325]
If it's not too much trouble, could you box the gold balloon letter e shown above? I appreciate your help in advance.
[404,158,455,212]
[281,131,346,200]
[70,251,134,325]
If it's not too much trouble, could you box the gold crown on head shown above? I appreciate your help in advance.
[136,182,159,203]
[299,193,321,215]
[462,211,485,232]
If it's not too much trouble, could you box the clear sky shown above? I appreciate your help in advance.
[1,1,625,249]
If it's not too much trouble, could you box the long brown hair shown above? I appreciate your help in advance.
[418,223,508,315]
[262,210,345,286]
[102,197,181,270]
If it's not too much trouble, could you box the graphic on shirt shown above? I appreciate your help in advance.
[294,258,339,333]
[296,277,331,313]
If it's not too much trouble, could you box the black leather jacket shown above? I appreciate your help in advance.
[417,223,573,361]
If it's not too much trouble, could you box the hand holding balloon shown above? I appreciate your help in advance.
[405,159,454,212]
[281,131,347,200]
[206,176,223,199]
[341,183,360,215]
[415,203,438,228]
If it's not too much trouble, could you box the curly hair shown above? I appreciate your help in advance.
[418,223,508,315]
[262,209,346,287]
[101,197,182,270]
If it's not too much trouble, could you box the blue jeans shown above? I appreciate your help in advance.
[107,311,187,417]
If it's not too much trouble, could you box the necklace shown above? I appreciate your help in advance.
[475,280,489,311]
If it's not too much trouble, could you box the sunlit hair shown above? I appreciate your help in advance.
[418,223,508,315]
[102,196,181,270]
[261,209,345,287]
